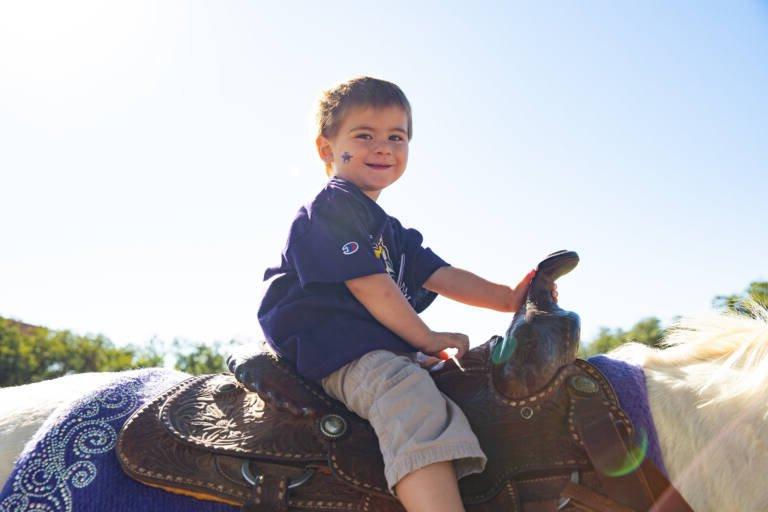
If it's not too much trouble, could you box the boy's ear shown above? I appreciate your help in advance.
[315,135,333,164]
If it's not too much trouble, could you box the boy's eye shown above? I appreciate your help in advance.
[389,135,404,142]
[355,133,373,140]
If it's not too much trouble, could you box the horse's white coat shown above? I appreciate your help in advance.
[1,307,767,511]
[611,304,768,511]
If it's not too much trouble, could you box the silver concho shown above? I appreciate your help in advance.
[319,414,348,439]
[569,375,599,395]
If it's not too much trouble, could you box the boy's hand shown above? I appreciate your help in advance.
[422,331,470,360]
[509,270,559,310]
[509,269,536,311]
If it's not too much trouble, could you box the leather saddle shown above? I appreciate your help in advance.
[118,251,692,511]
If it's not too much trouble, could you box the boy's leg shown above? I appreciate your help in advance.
[321,350,485,508]
[395,460,465,512]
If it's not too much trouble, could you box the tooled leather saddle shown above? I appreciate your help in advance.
[117,251,692,511]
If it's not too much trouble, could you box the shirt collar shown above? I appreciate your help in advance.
[327,177,389,234]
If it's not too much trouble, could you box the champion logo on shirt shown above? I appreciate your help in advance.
[341,241,359,255]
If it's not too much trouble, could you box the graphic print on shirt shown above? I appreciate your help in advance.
[373,236,411,302]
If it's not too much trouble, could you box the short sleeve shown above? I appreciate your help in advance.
[399,225,450,313]
[286,198,386,288]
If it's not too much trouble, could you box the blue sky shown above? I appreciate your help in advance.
[1,1,766,350]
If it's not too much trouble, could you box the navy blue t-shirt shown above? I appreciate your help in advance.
[258,177,449,381]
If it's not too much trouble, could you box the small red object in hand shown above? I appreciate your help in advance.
[439,348,465,372]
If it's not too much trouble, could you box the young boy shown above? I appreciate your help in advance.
[258,77,536,512]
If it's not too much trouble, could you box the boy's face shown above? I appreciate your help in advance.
[316,105,409,201]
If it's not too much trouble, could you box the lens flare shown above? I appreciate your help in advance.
[604,428,649,477]
[491,334,517,365]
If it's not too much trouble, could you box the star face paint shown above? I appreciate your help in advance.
[341,152,353,163]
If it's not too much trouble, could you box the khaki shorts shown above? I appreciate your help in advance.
[321,350,487,493]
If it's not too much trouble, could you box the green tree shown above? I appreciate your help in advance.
[172,339,235,374]
[1,316,245,386]
[581,317,665,357]
[713,281,768,315]
[127,336,167,368]
[0,318,141,386]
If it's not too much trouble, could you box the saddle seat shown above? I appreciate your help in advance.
[117,339,688,511]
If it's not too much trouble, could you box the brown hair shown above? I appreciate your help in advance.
[317,76,412,175]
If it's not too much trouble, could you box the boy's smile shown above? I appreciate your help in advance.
[316,106,409,201]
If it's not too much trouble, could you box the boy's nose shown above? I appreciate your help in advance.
[373,141,393,154]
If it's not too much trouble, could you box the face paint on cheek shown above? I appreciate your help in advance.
[341,152,352,163]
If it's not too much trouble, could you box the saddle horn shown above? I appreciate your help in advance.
[492,250,581,399]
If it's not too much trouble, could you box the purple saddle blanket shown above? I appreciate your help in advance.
[588,355,667,476]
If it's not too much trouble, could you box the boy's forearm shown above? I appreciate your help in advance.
[345,273,433,351]
[424,266,516,312]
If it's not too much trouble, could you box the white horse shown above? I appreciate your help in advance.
[1,306,767,512]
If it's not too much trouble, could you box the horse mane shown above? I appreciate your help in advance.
[610,301,768,406]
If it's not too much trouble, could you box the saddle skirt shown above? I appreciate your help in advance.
[118,341,690,511]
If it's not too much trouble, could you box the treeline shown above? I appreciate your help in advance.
[0,319,239,387]
[580,281,767,357]
[1,281,765,386]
